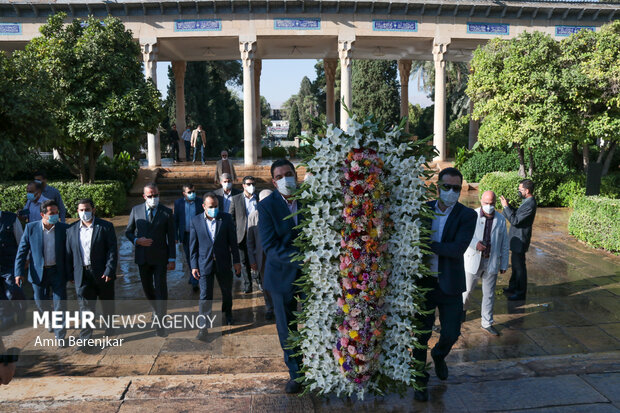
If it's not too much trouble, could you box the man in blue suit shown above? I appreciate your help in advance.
[258,159,303,394]
[174,183,203,292]
[14,199,69,346]
[413,167,477,402]
[190,192,241,341]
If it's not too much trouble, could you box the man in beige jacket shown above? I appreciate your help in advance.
[191,125,206,164]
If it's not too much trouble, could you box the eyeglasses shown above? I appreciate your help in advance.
[145,195,159,199]
[186,191,195,194]
[439,183,462,192]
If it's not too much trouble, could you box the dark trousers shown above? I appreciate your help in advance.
[412,276,463,386]
[76,267,115,339]
[171,140,180,161]
[238,238,255,292]
[259,268,273,313]
[271,289,301,379]
[182,232,198,287]
[193,143,205,163]
[32,266,67,340]
[138,263,168,319]
[184,140,191,161]
[198,266,233,326]
[509,251,528,297]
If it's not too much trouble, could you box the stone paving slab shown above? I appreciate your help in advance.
[118,396,252,412]
[0,376,131,402]
[581,373,620,403]
[0,401,123,413]
[509,403,620,413]
[451,375,608,411]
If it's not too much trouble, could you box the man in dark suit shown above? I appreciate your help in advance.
[174,184,204,292]
[247,189,274,320]
[413,167,477,402]
[14,200,70,346]
[190,193,241,341]
[66,198,118,350]
[214,173,241,214]
[500,179,537,301]
[229,176,259,294]
[258,159,303,394]
[125,183,176,337]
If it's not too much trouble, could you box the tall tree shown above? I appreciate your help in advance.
[287,104,301,139]
[351,60,400,126]
[22,13,163,183]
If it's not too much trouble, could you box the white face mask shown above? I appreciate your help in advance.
[146,196,159,209]
[245,184,255,195]
[439,189,459,207]
[222,182,232,191]
[276,176,296,196]
[482,204,495,215]
[79,210,93,222]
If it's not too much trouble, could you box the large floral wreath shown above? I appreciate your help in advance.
[291,116,435,398]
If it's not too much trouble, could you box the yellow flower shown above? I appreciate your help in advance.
[339,357,345,365]
[343,304,350,313]
[350,330,359,339]
[370,228,378,238]
[346,294,353,300]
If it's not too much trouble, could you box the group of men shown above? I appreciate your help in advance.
[1,161,537,398]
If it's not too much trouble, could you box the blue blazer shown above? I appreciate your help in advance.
[173,197,204,241]
[189,212,240,276]
[14,221,69,285]
[258,190,302,295]
[427,200,477,295]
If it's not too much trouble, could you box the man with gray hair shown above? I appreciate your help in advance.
[462,190,509,336]
[214,150,236,183]
[214,173,240,214]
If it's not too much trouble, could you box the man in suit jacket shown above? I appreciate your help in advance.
[191,125,206,164]
[34,170,67,222]
[66,198,118,349]
[125,183,176,337]
[247,189,274,320]
[214,173,241,214]
[190,193,241,341]
[0,209,23,275]
[413,167,476,402]
[229,176,259,294]
[500,179,537,301]
[14,199,69,345]
[214,151,237,183]
[174,184,204,292]
[462,191,509,336]
[258,159,303,394]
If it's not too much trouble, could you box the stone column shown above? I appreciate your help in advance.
[172,60,187,160]
[338,39,354,130]
[433,40,449,161]
[142,39,161,167]
[398,59,412,132]
[254,59,262,159]
[240,40,257,165]
[324,59,337,126]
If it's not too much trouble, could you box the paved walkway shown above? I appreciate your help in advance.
[1,192,619,411]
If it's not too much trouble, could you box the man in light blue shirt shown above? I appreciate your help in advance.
[22,181,49,224]
[174,184,204,291]
[34,170,66,223]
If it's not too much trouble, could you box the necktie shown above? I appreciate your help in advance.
[148,208,153,223]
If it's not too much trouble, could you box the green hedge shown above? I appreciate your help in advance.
[478,172,523,209]
[270,147,288,158]
[462,151,519,182]
[0,180,126,218]
[261,146,271,158]
[568,196,620,253]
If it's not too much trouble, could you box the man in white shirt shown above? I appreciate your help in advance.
[21,181,49,224]
[229,176,259,294]
[214,173,241,214]
[182,126,192,162]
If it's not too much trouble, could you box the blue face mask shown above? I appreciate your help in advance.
[47,214,59,225]
[206,207,219,218]
[187,192,196,201]
[27,193,35,201]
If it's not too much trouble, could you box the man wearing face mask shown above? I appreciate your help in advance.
[258,159,303,394]
[413,167,476,402]
[500,179,537,301]
[214,173,241,214]
[34,170,66,223]
[21,181,49,224]
[125,183,176,337]
[214,150,237,184]
[66,199,118,351]
[462,191,509,337]
[190,193,241,339]
[174,184,204,292]
[229,176,259,294]
[14,200,69,347]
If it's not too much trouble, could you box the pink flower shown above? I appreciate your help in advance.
[337,297,345,307]
[349,319,359,330]
[340,337,349,347]
[353,153,363,161]
[357,353,366,361]
[338,325,346,335]
[347,345,357,355]
[379,279,387,288]
[350,308,362,317]
[351,164,360,172]
[333,348,341,360]
[342,278,352,289]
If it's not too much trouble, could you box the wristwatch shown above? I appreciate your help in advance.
[0,348,19,365]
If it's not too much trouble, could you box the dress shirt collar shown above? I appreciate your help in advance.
[41,220,55,232]
[80,219,94,228]
[434,200,454,216]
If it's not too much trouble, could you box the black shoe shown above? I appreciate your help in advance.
[192,285,200,293]
[196,329,210,342]
[156,328,168,337]
[461,310,466,323]
[285,379,302,394]
[48,326,54,333]
[244,288,253,294]
[104,327,116,336]
[414,388,429,402]
[507,294,526,301]
[503,287,515,295]
[58,340,69,349]
[226,315,234,326]
[432,353,448,380]
[265,311,274,321]
[482,326,500,336]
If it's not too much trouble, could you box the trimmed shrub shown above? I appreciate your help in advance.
[270,146,288,158]
[461,150,519,183]
[478,171,523,209]
[261,146,271,158]
[287,146,298,158]
[0,180,126,218]
[568,196,620,253]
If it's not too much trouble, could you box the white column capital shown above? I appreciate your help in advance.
[432,41,450,64]
[338,40,354,68]
[141,40,158,61]
[239,40,257,68]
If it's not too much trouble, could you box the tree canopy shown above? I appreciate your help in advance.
[351,60,400,127]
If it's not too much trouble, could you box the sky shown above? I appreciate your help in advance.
[155,59,433,110]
